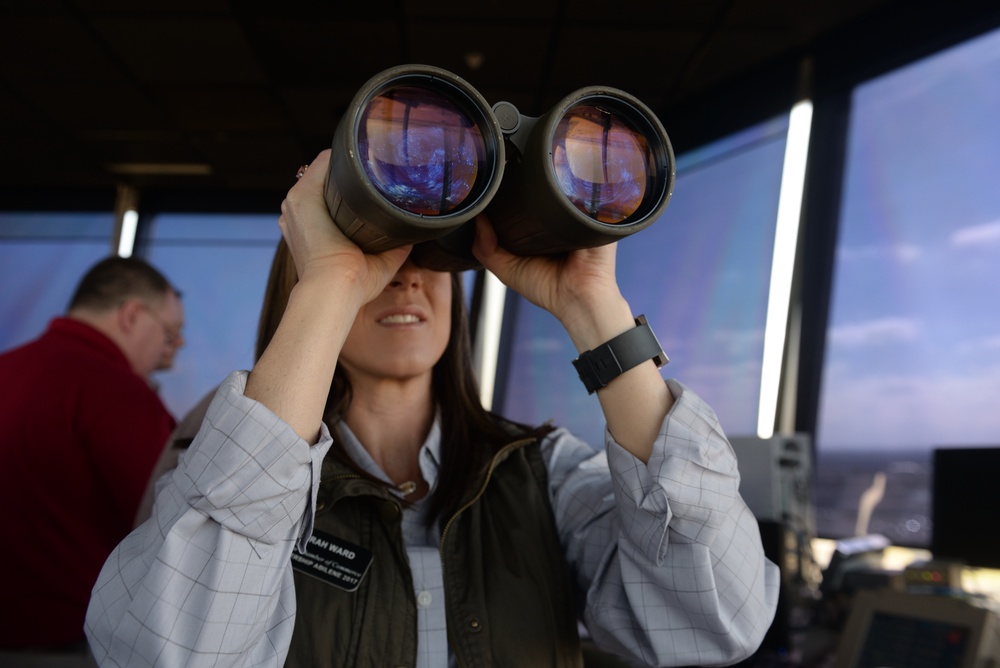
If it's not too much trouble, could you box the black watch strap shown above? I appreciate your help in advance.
[572,315,668,395]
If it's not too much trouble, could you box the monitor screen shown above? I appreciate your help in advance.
[931,447,1000,570]
[834,590,997,668]
[858,611,969,668]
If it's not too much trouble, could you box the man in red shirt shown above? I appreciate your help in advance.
[0,256,182,660]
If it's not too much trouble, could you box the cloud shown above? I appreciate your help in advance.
[950,220,1000,247]
[829,317,920,346]
[838,243,922,263]
[817,362,1000,449]
[957,335,1000,354]
[893,244,922,262]
[518,337,566,354]
[710,327,765,355]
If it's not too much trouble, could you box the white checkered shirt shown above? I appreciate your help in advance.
[86,371,778,667]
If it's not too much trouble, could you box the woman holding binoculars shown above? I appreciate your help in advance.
[86,148,777,667]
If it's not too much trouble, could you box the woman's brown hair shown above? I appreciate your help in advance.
[253,239,546,525]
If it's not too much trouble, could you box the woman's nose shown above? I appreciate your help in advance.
[388,261,423,289]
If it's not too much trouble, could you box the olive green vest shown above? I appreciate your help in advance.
[285,435,584,668]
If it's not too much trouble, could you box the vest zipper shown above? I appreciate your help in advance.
[322,472,363,483]
[439,436,535,546]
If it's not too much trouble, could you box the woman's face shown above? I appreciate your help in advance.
[339,260,452,386]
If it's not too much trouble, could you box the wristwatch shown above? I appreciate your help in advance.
[571,314,668,394]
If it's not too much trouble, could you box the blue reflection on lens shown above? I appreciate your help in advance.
[359,86,486,216]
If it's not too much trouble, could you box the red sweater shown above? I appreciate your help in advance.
[0,318,176,648]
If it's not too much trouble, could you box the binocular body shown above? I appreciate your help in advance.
[325,64,676,271]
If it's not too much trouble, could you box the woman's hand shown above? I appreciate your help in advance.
[279,149,412,307]
[247,150,412,442]
[470,214,625,334]
[472,213,672,461]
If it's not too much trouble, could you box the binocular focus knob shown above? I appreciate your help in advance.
[492,101,521,134]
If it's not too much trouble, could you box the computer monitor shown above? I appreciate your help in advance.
[833,590,999,668]
[931,447,1000,570]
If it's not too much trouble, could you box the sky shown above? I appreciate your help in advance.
[816,26,1000,451]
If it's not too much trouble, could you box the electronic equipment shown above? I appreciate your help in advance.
[729,434,814,529]
[730,434,818,655]
[904,559,966,594]
[819,534,893,598]
[833,589,1000,668]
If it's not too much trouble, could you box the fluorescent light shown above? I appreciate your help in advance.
[108,163,212,176]
[758,99,813,439]
[117,209,138,257]
[474,271,507,410]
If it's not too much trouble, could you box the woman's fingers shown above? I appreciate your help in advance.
[279,149,413,304]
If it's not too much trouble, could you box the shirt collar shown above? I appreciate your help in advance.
[336,412,443,497]
[48,317,132,371]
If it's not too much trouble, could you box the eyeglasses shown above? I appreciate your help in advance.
[141,303,184,346]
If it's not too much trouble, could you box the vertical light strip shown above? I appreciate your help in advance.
[758,99,813,438]
[117,209,139,257]
[474,270,508,410]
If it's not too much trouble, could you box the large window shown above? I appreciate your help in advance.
[0,212,115,352]
[814,26,1000,547]
[494,117,789,446]
[144,213,282,419]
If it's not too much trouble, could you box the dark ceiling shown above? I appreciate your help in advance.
[2,0,999,208]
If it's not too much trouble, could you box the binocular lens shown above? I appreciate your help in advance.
[552,104,653,225]
[358,85,489,216]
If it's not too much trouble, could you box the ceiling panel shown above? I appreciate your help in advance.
[402,0,561,21]
[0,16,124,83]
[19,83,166,131]
[92,17,268,84]
[244,19,406,88]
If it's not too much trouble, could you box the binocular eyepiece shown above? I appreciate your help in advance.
[325,64,675,272]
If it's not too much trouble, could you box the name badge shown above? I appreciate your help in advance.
[291,529,373,592]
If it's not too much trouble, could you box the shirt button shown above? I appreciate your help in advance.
[416,590,433,608]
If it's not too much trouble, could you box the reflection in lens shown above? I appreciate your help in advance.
[552,105,653,224]
[359,86,486,216]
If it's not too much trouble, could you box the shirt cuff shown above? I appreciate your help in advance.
[606,379,742,564]
[298,419,333,551]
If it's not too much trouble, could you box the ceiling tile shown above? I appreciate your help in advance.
[402,0,560,20]
[0,16,125,83]
[246,19,404,88]
[18,83,168,131]
[69,0,231,12]
[91,17,268,84]
[154,86,288,132]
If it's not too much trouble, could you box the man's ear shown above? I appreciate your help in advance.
[117,298,145,335]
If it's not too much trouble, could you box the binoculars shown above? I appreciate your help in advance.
[325,64,676,271]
